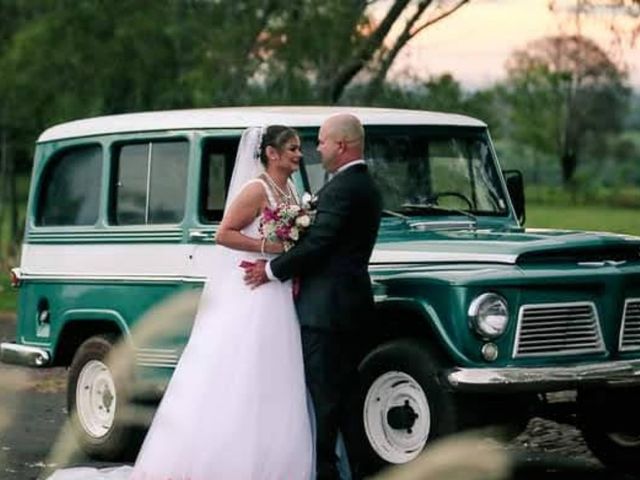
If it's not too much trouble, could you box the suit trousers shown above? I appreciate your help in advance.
[301,327,362,480]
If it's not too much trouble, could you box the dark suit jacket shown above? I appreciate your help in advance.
[270,163,382,331]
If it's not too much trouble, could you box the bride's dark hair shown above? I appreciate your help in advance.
[259,125,298,167]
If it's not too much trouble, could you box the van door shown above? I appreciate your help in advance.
[187,134,241,279]
[186,130,314,280]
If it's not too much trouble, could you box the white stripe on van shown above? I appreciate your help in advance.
[20,244,517,284]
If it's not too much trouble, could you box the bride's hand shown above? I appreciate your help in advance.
[264,240,285,254]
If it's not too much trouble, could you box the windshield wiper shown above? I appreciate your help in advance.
[382,209,410,221]
[400,203,478,227]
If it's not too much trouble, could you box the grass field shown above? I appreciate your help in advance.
[0,273,16,312]
[0,203,638,314]
[0,205,25,313]
[0,177,27,313]
[526,204,640,236]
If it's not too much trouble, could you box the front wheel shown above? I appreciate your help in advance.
[343,339,459,476]
[67,335,142,460]
[578,388,640,473]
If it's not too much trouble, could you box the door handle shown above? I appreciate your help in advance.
[189,231,212,241]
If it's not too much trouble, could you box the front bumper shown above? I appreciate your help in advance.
[446,359,640,393]
[0,342,51,367]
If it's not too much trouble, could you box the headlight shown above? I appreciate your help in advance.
[468,293,509,339]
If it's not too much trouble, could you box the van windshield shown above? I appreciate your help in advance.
[300,126,508,216]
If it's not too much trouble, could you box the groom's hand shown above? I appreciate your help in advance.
[242,259,269,288]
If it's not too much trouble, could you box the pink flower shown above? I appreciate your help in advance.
[276,225,291,239]
[262,207,278,222]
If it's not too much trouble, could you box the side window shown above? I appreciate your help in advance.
[36,145,102,226]
[112,140,189,225]
[300,134,326,194]
[200,137,239,223]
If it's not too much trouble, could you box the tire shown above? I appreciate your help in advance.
[67,334,142,460]
[343,339,460,477]
[578,388,640,473]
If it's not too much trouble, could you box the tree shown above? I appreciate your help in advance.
[0,0,476,173]
[504,34,630,185]
[257,0,471,103]
[549,0,640,48]
[0,0,478,257]
[361,0,470,102]
[330,0,472,103]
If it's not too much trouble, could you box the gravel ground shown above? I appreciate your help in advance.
[0,312,632,480]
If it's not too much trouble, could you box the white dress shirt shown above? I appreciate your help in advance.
[264,159,366,281]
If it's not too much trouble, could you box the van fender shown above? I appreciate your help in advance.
[59,309,131,337]
[374,297,470,365]
[53,309,131,366]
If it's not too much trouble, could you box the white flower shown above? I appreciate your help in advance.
[290,227,299,241]
[265,223,277,236]
[289,205,301,215]
[296,214,311,228]
[301,192,318,210]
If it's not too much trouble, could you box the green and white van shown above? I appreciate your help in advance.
[3,107,640,474]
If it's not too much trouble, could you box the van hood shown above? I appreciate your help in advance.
[372,228,640,265]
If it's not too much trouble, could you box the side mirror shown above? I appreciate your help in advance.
[503,170,525,226]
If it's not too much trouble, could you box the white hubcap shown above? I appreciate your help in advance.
[363,371,431,464]
[76,360,117,438]
[608,432,640,447]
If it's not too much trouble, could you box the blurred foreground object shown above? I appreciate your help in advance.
[373,433,511,480]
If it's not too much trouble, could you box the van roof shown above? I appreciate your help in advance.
[38,106,486,143]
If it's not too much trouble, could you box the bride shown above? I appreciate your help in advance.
[48,125,314,479]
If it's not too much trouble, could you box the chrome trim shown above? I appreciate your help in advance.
[137,354,179,362]
[21,337,51,347]
[189,230,214,241]
[369,250,518,265]
[27,235,184,244]
[578,260,628,267]
[137,348,178,353]
[10,267,21,287]
[26,226,187,244]
[0,343,51,367]
[136,348,180,369]
[513,301,605,358]
[409,221,474,231]
[17,273,207,284]
[467,292,508,339]
[145,142,153,224]
[619,298,640,352]
[137,362,178,369]
[29,228,183,236]
[446,359,640,393]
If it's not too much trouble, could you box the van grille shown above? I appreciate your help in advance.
[513,302,604,358]
[136,349,180,368]
[619,299,640,351]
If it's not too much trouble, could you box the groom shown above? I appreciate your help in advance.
[243,113,382,480]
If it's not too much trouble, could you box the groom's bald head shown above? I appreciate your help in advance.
[317,113,364,173]
[324,113,364,147]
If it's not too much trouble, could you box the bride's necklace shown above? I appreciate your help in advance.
[264,172,294,203]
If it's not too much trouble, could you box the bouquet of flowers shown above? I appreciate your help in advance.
[259,203,313,251]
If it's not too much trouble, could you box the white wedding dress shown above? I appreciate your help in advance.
[48,178,314,480]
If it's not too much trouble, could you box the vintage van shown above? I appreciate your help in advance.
[2,107,640,474]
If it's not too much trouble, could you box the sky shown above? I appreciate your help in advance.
[383,0,640,89]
